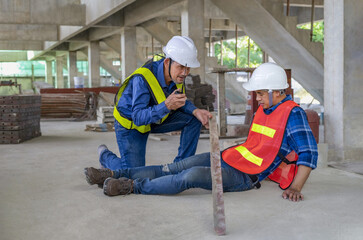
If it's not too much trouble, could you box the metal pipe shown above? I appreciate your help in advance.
[235,24,238,68]
[310,0,315,41]
[247,37,250,67]
[152,37,154,56]
[264,51,269,63]
[220,38,223,66]
[209,19,212,57]
[286,0,290,16]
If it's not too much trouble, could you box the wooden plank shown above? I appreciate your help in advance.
[217,73,227,137]
[209,113,226,235]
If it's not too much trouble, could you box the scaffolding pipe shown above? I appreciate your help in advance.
[286,0,290,16]
[220,38,223,65]
[247,37,250,67]
[263,51,269,63]
[310,0,315,41]
[209,19,212,57]
[235,24,238,68]
[152,37,154,56]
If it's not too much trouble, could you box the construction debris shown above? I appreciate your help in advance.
[0,95,41,144]
[40,92,97,120]
[185,75,215,111]
[208,113,226,235]
[85,123,114,132]
[97,106,114,124]
[98,91,115,106]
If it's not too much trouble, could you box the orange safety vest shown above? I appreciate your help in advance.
[222,100,299,189]
[268,151,298,189]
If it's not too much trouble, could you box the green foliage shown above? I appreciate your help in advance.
[214,36,263,69]
[297,21,324,44]
[0,61,45,77]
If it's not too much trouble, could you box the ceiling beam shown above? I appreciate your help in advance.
[0,40,43,51]
[89,27,121,41]
[283,0,324,8]
[124,0,184,26]
[0,0,86,25]
[140,18,175,45]
[94,11,124,28]
[0,24,58,41]
[69,42,89,51]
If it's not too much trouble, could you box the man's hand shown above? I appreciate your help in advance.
[282,165,312,202]
[193,109,213,129]
[165,89,187,110]
[282,188,304,202]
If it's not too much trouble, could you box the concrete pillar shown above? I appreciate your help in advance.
[68,51,77,88]
[121,27,137,81]
[324,0,363,162]
[181,0,205,82]
[56,56,64,88]
[88,41,100,87]
[45,60,54,86]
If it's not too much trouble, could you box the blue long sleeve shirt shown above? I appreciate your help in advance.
[257,95,318,181]
[116,59,197,127]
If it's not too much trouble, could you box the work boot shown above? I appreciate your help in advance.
[98,144,108,168]
[103,177,133,196]
[84,167,113,186]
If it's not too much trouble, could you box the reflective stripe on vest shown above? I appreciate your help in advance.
[251,123,276,138]
[222,100,299,175]
[113,65,185,133]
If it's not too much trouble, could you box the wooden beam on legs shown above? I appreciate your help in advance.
[209,113,226,235]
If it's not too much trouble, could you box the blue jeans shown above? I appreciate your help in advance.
[99,110,202,170]
[112,152,257,195]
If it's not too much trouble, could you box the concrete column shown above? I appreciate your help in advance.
[181,0,205,82]
[121,27,137,81]
[324,0,363,162]
[45,60,54,86]
[88,41,100,87]
[56,56,64,88]
[68,51,77,88]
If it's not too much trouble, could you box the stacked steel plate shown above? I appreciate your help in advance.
[0,95,41,144]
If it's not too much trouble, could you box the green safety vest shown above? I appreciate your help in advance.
[113,63,185,133]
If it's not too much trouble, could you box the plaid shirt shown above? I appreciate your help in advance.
[257,95,318,181]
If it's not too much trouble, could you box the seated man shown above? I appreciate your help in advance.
[100,36,211,170]
[85,63,318,202]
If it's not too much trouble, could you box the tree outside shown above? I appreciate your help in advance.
[214,36,263,69]
[297,21,324,45]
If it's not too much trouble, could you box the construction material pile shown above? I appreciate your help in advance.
[40,92,97,119]
[185,75,215,111]
[97,106,114,124]
[0,95,41,144]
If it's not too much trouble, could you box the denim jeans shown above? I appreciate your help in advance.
[112,152,257,195]
[99,110,202,170]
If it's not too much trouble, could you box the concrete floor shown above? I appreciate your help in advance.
[1,120,363,240]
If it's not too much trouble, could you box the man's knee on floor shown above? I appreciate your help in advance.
[181,167,211,184]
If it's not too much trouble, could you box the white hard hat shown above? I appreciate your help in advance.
[243,62,289,91]
[163,36,200,68]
